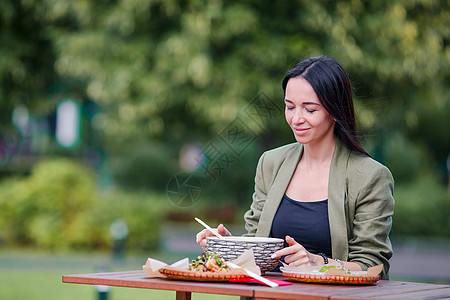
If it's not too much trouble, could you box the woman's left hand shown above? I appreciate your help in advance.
[271,236,320,267]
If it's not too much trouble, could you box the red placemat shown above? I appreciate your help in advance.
[229,277,293,286]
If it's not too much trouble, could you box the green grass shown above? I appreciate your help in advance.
[0,248,238,300]
[0,271,178,300]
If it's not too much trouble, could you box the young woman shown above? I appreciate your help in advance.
[196,56,394,279]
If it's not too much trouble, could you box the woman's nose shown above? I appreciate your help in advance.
[292,112,305,124]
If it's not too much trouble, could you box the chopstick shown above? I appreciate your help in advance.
[195,217,225,240]
[227,262,279,288]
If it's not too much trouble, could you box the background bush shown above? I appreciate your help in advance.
[383,133,432,183]
[112,141,176,192]
[0,158,167,251]
[392,175,450,238]
[89,190,168,251]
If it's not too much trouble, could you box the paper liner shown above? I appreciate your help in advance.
[142,257,190,278]
[281,264,382,285]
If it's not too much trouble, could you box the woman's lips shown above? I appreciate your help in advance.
[293,127,310,134]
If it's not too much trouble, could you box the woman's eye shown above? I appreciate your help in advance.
[306,108,316,113]
[286,106,294,110]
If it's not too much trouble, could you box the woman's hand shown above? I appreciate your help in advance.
[195,224,231,249]
[272,236,363,271]
[271,236,322,267]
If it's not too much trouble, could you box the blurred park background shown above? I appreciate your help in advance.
[0,0,449,299]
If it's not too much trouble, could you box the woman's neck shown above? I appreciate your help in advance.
[301,136,337,168]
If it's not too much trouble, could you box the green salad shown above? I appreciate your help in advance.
[318,265,351,274]
[189,252,229,272]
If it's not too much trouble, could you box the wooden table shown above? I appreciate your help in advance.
[62,270,450,300]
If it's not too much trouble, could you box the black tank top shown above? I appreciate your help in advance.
[270,194,332,257]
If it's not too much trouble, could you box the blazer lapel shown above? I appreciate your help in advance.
[256,143,303,237]
[328,140,351,259]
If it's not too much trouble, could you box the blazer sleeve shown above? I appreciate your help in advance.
[347,162,394,279]
[243,152,268,236]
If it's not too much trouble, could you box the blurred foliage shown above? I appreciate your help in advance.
[0,0,448,242]
[89,189,167,251]
[383,132,433,182]
[0,159,96,249]
[194,140,260,206]
[0,158,167,250]
[111,140,176,191]
[393,175,450,238]
[0,0,448,182]
[0,0,56,132]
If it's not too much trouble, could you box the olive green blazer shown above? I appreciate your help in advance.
[243,140,394,279]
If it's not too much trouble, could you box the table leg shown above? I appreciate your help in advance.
[176,291,191,300]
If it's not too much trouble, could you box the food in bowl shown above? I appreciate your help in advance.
[206,236,284,273]
[189,252,230,272]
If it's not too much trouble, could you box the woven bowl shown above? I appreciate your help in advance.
[206,236,284,273]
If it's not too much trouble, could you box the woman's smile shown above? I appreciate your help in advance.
[293,127,310,135]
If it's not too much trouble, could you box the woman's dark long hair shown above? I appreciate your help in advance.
[282,55,369,156]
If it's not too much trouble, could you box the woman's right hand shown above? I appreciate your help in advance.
[195,224,231,248]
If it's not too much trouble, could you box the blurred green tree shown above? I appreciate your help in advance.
[0,0,448,189]
[0,1,56,132]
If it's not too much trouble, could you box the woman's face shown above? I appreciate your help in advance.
[284,76,336,146]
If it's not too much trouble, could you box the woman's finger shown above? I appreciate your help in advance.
[271,244,297,258]
[288,255,310,267]
[195,229,211,243]
[282,236,313,267]
[271,235,301,258]
[285,235,299,246]
[195,229,205,243]
[283,249,308,264]
[196,225,231,245]
[217,224,230,236]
